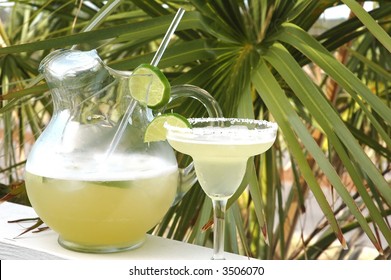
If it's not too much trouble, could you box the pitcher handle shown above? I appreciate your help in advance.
[165,84,223,204]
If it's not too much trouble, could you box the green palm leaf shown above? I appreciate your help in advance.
[0,12,205,54]
[276,23,391,206]
[1,0,390,259]
[253,59,348,249]
[341,0,391,52]
[264,42,389,250]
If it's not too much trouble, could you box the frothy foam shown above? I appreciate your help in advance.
[26,154,177,181]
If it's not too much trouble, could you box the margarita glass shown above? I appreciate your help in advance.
[165,117,278,259]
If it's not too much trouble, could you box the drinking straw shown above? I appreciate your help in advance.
[104,95,140,159]
[105,8,185,159]
[150,8,185,67]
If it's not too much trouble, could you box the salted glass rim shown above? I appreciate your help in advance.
[164,117,278,139]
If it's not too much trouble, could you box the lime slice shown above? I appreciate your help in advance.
[144,113,191,142]
[129,63,170,109]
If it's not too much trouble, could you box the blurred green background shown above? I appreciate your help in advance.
[0,0,390,259]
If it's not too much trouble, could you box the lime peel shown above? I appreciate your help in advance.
[129,63,170,109]
[144,113,191,142]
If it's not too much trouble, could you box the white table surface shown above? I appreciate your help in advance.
[0,201,249,260]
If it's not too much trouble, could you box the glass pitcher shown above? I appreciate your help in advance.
[24,49,222,253]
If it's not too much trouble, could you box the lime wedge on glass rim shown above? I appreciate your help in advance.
[129,63,171,109]
[144,113,191,142]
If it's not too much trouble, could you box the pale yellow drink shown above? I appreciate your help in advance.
[165,118,278,260]
[166,126,275,199]
[25,155,177,252]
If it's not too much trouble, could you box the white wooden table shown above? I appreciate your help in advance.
[1,202,247,260]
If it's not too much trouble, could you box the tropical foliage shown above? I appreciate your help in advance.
[0,0,390,259]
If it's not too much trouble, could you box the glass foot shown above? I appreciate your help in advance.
[211,255,226,260]
[58,236,145,253]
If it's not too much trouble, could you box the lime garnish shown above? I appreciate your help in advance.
[129,63,170,109]
[144,113,191,142]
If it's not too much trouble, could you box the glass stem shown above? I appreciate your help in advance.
[212,198,227,260]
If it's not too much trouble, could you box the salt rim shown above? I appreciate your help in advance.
[164,117,278,139]
[188,117,276,126]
